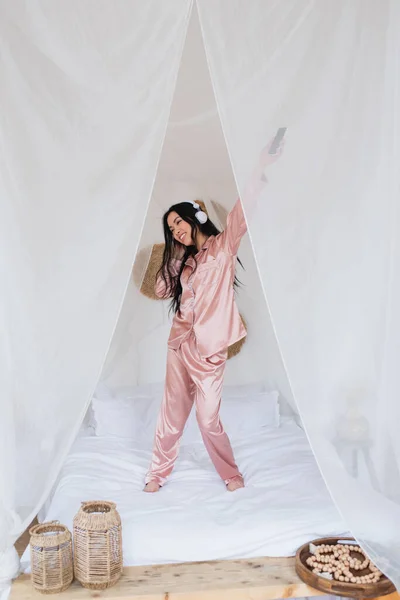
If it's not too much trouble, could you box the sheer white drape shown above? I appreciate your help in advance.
[197,0,400,588]
[1,0,400,594]
[0,0,192,592]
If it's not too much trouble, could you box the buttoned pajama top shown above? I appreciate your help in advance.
[156,199,247,359]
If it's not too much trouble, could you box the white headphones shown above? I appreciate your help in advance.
[185,200,208,224]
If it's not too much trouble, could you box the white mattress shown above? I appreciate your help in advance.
[22,419,347,570]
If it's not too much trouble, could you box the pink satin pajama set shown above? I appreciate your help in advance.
[145,199,247,486]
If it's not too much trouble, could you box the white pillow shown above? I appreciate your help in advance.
[223,390,280,435]
[223,382,265,399]
[100,382,164,400]
[182,390,280,444]
[92,384,279,444]
[92,384,161,440]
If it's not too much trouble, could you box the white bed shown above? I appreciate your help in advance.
[21,383,348,571]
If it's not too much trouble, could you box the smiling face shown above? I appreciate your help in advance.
[167,211,195,246]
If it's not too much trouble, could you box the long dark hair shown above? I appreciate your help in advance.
[158,202,243,314]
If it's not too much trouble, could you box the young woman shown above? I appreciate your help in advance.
[144,139,283,493]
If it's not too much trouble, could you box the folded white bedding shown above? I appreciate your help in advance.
[22,419,347,570]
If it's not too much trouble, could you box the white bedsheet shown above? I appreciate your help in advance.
[22,420,347,570]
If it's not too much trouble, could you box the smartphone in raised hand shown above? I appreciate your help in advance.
[269,127,287,154]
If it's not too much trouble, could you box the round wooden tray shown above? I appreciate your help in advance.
[296,537,395,598]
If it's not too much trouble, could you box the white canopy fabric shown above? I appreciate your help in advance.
[196,0,400,587]
[1,0,399,595]
[0,0,192,593]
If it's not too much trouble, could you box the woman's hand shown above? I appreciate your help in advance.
[257,136,285,179]
[242,135,285,202]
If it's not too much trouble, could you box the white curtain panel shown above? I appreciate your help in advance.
[197,0,400,588]
[0,0,192,591]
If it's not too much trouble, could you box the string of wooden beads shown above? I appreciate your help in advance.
[306,543,383,584]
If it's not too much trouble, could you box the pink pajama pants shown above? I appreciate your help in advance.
[145,334,242,486]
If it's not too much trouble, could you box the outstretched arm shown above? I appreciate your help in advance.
[218,198,248,256]
[219,137,284,255]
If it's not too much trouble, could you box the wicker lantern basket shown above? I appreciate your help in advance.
[73,500,123,590]
[29,521,73,594]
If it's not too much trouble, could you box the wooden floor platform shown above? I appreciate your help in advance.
[10,556,400,600]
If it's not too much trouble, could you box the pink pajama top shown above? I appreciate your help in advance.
[156,199,247,359]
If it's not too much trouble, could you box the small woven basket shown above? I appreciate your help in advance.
[73,500,123,590]
[29,521,73,594]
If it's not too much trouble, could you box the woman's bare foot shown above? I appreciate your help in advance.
[226,477,245,492]
[143,481,161,493]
